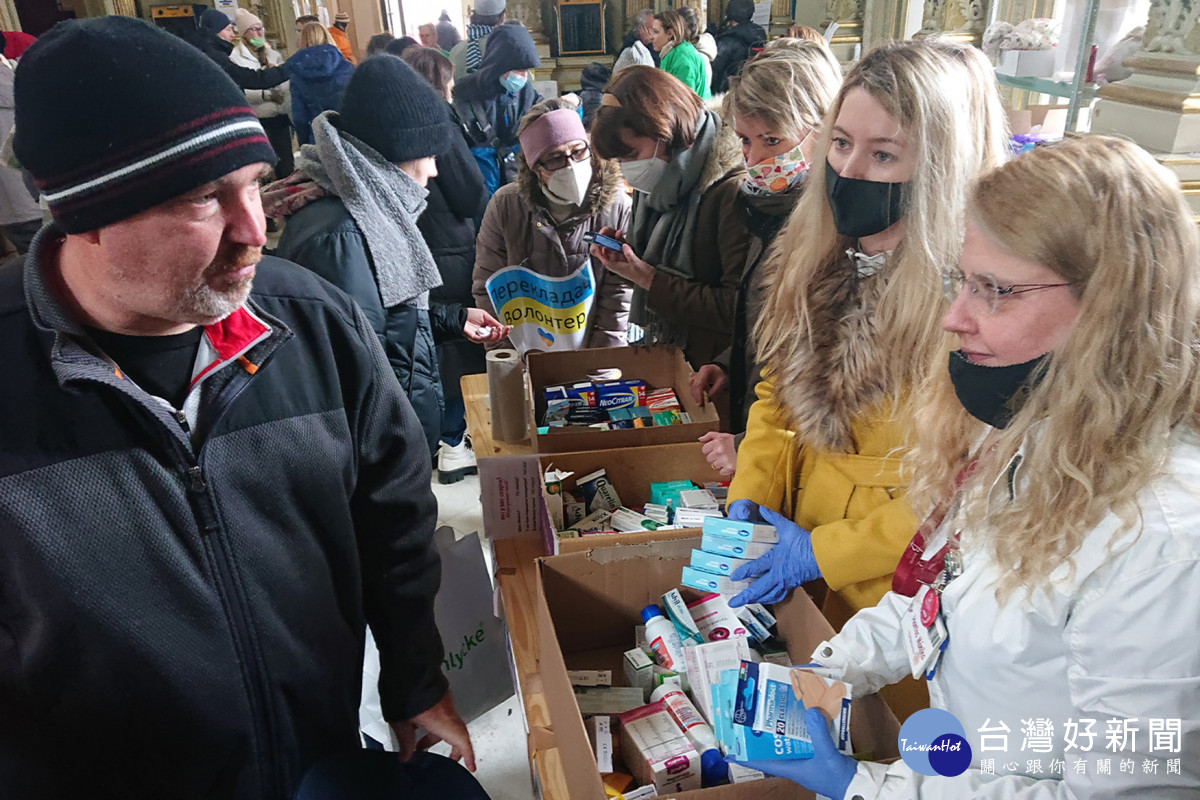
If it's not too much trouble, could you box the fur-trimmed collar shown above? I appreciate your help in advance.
[772,251,895,452]
[698,123,746,194]
[516,157,626,224]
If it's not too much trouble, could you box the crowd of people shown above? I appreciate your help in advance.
[0,4,1197,799]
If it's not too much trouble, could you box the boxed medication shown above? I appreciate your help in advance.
[535,537,902,799]
[701,516,780,544]
[681,566,751,596]
[618,701,702,793]
[526,345,719,454]
[689,549,753,577]
[685,593,749,642]
[733,661,852,753]
[699,531,774,560]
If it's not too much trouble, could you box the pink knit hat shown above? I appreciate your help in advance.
[518,108,588,168]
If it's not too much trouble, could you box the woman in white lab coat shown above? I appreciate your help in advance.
[733,135,1200,798]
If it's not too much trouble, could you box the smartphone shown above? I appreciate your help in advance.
[584,231,625,252]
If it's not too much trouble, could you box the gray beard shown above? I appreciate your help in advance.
[175,277,253,325]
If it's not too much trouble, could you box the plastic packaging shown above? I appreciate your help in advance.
[650,684,727,786]
[641,605,687,672]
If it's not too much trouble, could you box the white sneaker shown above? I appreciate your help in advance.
[437,438,477,484]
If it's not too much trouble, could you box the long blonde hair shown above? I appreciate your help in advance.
[298,21,332,48]
[721,42,842,142]
[753,40,1008,449]
[909,136,1200,598]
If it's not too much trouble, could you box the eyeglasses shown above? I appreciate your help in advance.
[941,266,1075,314]
[537,144,590,172]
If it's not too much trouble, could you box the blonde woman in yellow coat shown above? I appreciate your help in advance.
[724,41,1007,716]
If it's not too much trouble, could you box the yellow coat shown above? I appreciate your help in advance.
[728,377,918,615]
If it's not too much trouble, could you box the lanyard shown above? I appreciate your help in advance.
[892,460,978,597]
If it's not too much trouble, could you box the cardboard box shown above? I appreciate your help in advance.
[1006,103,1068,137]
[526,345,719,454]
[535,538,903,799]
[540,441,722,553]
[995,48,1056,77]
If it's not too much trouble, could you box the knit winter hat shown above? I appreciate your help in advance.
[334,11,350,25]
[725,0,755,23]
[337,55,454,162]
[14,17,275,233]
[518,108,587,167]
[235,7,263,32]
[475,0,506,16]
[199,8,234,33]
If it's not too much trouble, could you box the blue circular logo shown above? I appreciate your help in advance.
[898,708,972,777]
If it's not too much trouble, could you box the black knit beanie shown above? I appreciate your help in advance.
[337,56,454,162]
[726,0,755,23]
[199,8,233,33]
[15,17,276,233]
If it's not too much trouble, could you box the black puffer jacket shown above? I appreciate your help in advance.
[422,106,489,406]
[275,199,460,457]
[0,240,444,798]
[710,20,766,94]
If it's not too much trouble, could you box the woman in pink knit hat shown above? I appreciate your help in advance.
[471,96,634,351]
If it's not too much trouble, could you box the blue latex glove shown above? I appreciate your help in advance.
[730,708,857,799]
[726,498,764,523]
[728,506,820,607]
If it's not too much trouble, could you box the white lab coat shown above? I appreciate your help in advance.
[813,429,1200,799]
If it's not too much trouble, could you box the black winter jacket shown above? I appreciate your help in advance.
[710,21,765,94]
[0,238,445,798]
[453,24,542,188]
[275,198,457,456]
[421,107,489,404]
[187,27,291,91]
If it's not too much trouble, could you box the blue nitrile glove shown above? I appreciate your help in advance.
[730,708,857,799]
[726,498,764,523]
[728,506,819,607]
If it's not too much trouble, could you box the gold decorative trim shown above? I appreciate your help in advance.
[1123,55,1200,77]
[1097,84,1200,114]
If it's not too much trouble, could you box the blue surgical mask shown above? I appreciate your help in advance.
[500,71,528,94]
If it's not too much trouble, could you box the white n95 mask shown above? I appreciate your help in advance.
[545,160,593,206]
[620,141,666,194]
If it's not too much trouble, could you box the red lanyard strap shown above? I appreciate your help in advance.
[891,460,978,597]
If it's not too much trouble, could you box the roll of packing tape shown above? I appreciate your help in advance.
[486,348,528,443]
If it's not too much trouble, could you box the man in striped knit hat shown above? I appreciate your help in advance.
[0,16,485,799]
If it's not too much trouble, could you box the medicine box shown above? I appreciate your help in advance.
[535,537,902,799]
[690,549,752,577]
[618,701,702,793]
[526,345,719,454]
[701,516,779,544]
[699,531,774,560]
[681,566,750,596]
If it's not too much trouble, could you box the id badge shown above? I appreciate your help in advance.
[901,585,948,679]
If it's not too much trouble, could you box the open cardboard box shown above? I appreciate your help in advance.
[526,345,720,454]
[1006,103,1068,138]
[535,538,902,799]
[540,441,723,554]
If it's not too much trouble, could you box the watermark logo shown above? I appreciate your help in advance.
[899,708,973,777]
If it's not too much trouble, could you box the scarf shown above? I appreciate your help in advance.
[465,24,493,74]
[627,109,721,344]
[297,112,442,309]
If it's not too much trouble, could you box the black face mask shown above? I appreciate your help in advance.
[947,350,1048,429]
[824,160,908,238]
